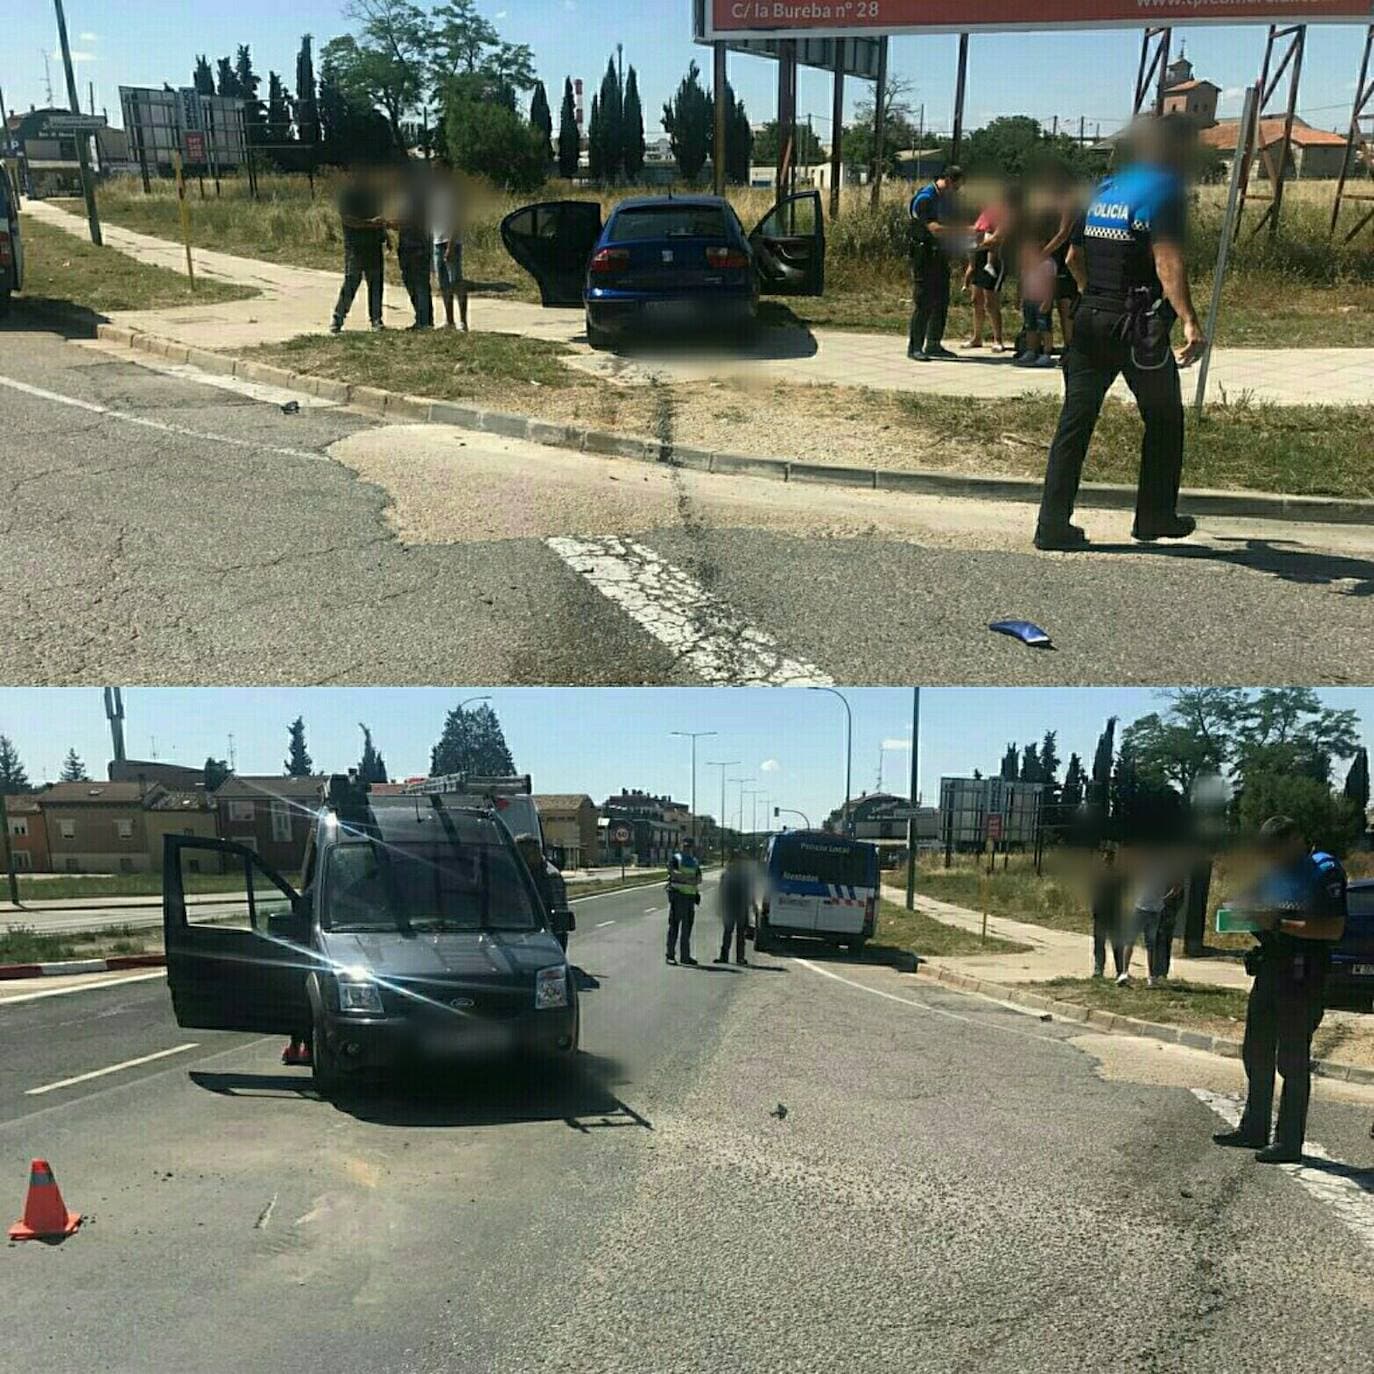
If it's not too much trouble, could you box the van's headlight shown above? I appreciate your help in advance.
[535,965,569,1010]
[337,978,383,1014]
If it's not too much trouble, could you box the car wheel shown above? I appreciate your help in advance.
[0,289,10,320]
[311,1010,342,1098]
[585,315,610,350]
[848,938,866,958]
[754,919,771,954]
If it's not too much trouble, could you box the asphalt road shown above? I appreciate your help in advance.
[5,875,1374,1373]
[5,324,1374,686]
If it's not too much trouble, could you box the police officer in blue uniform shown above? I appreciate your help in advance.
[1035,118,1208,551]
[907,165,965,362]
[1214,816,1347,1164]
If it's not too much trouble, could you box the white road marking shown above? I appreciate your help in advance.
[794,957,1072,1046]
[131,359,339,409]
[644,907,660,914]
[596,920,616,928]
[0,374,331,462]
[26,1042,199,1096]
[0,969,167,1006]
[1191,1088,1374,1255]
[545,535,831,686]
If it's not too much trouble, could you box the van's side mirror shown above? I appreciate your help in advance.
[552,907,575,934]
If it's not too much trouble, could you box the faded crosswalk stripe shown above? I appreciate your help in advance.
[545,535,831,686]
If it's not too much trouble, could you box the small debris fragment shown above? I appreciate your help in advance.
[280,400,300,415]
[770,1103,788,1120]
[1039,1013,1052,1022]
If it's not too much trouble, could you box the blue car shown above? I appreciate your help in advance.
[1330,877,1374,1009]
[500,191,825,349]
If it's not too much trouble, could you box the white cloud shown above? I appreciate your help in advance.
[52,46,97,65]
[79,31,99,42]
[759,758,780,773]
[881,738,911,751]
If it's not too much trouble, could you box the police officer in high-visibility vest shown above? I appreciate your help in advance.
[1035,116,1208,552]
[666,836,703,966]
[1214,816,1347,1164]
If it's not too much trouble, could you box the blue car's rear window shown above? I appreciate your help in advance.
[607,205,730,242]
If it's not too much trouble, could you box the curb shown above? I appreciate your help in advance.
[912,960,1374,1087]
[0,954,166,982]
[91,323,1374,528]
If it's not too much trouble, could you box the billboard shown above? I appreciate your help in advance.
[702,0,1373,40]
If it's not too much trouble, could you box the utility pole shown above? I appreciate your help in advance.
[706,761,739,865]
[53,0,101,244]
[905,688,920,912]
[0,793,20,907]
[810,687,853,834]
[670,731,716,844]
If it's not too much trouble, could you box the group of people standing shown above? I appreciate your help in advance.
[665,839,759,968]
[1089,846,1186,985]
[331,159,469,336]
[907,164,1083,368]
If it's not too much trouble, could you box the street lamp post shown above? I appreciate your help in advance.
[670,731,717,843]
[742,786,762,850]
[706,761,739,865]
[809,687,853,834]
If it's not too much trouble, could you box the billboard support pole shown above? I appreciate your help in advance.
[53,0,102,245]
[776,40,797,196]
[1237,24,1306,239]
[1330,24,1374,241]
[951,33,970,164]
[1131,27,1171,119]
[868,36,888,209]
[1195,85,1257,420]
[713,41,727,196]
[904,688,920,912]
[829,42,844,219]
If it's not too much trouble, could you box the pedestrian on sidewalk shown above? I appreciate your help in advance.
[1214,816,1347,1164]
[716,850,757,966]
[1033,116,1207,552]
[907,165,965,363]
[430,156,468,332]
[1130,855,1184,986]
[392,164,433,331]
[330,164,388,334]
[1090,846,1127,979]
[666,836,703,966]
[1014,224,1058,369]
[964,182,1020,353]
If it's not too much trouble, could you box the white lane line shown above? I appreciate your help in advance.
[26,1042,199,1096]
[545,535,831,686]
[793,957,1073,1047]
[0,969,167,1006]
[1191,1088,1374,1255]
[131,359,338,409]
[596,920,616,928]
[0,374,332,463]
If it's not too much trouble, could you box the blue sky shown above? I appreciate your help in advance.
[7,2,1367,139]
[2,688,1369,827]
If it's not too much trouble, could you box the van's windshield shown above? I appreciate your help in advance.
[322,836,539,933]
[769,839,874,889]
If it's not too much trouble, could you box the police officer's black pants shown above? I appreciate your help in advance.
[1038,305,1184,534]
[332,246,384,329]
[400,249,433,328]
[667,895,696,961]
[1092,915,1125,977]
[1240,952,1326,1149]
[908,248,951,355]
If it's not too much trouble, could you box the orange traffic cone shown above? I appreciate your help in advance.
[8,1159,81,1241]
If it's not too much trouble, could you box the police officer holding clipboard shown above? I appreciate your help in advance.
[1035,117,1208,551]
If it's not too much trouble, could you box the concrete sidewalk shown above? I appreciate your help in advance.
[884,884,1250,990]
[25,199,1374,407]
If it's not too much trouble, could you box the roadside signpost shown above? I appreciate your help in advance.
[52,0,102,245]
[170,151,195,288]
[43,113,107,133]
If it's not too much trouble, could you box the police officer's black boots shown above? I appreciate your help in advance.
[1213,1126,1268,1150]
[1131,514,1196,542]
[1033,522,1089,552]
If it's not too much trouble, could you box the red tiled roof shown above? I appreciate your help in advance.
[1200,116,1349,151]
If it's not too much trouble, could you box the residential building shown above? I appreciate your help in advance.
[4,796,50,873]
[211,775,324,875]
[109,759,207,790]
[42,781,156,874]
[144,789,218,870]
[9,106,132,195]
[601,789,685,864]
[1199,116,1353,180]
[533,794,598,869]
